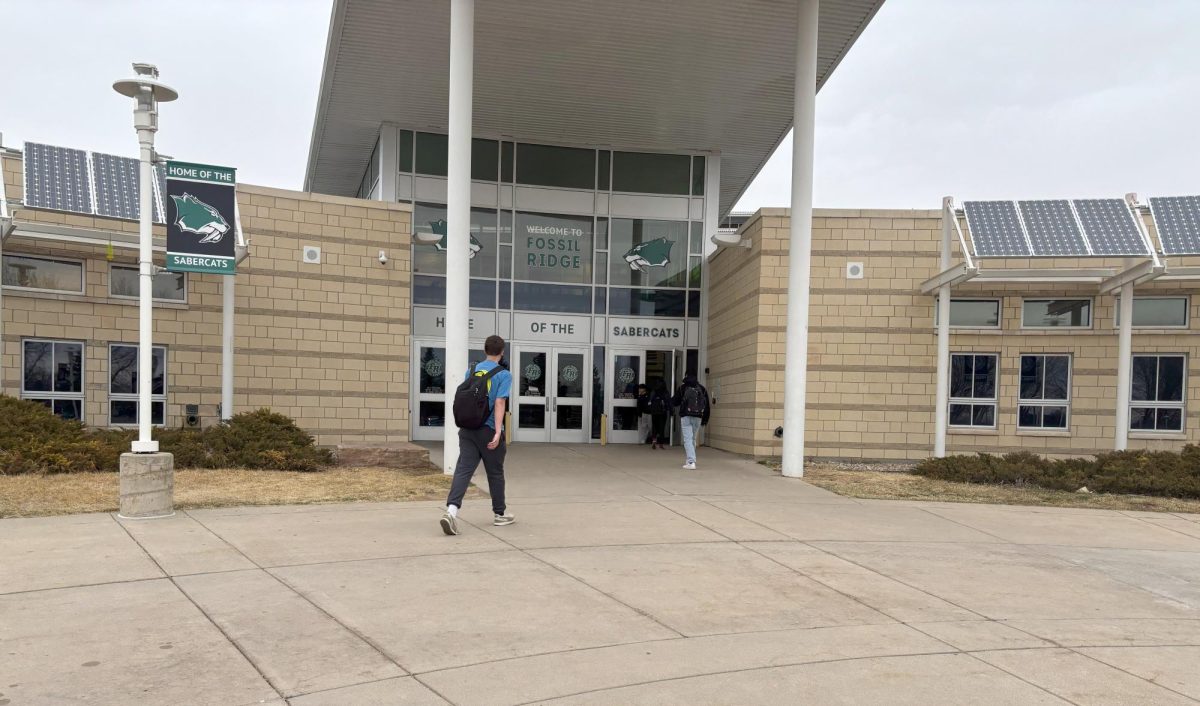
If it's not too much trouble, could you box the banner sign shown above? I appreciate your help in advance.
[165,161,237,275]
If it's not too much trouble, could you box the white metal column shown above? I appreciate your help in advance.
[378,123,400,203]
[782,0,818,478]
[221,274,235,420]
[443,0,474,474]
[934,197,953,457]
[134,103,159,452]
[1115,278,1134,449]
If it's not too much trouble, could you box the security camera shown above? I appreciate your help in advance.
[378,250,388,265]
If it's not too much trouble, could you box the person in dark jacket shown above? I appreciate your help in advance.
[648,379,672,449]
[635,383,652,445]
[672,370,711,469]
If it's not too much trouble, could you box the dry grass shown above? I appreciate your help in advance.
[791,463,1200,514]
[0,466,470,518]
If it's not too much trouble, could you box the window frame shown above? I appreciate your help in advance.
[2,253,86,295]
[1020,298,1093,330]
[1017,353,1072,431]
[1129,353,1187,434]
[20,338,86,421]
[948,352,999,430]
[1114,295,1190,330]
[935,298,1002,330]
[108,264,188,303]
[108,343,168,427]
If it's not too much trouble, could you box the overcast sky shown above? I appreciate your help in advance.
[2,1,1197,211]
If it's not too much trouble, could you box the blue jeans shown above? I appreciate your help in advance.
[681,416,702,464]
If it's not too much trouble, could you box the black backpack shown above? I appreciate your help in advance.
[649,392,670,415]
[452,364,503,429]
[681,385,706,417]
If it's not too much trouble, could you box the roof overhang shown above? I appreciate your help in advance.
[304,0,886,214]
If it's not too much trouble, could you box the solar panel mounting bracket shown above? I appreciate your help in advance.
[1098,260,1165,294]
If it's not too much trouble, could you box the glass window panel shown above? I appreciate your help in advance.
[1022,299,1091,327]
[519,352,547,397]
[399,130,414,172]
[972,404,995,427]
[419,401,445,427]
[687,290,701,319]
[611,407,639,431]
[557,353,585,399]
[689,222,702,255]
[54,399,82,421]
[515,144,595,190]
[614,355,640,400]
[1129,407,1155,430]
[110,266,186,301]
[609,218,689,288]
[612,152,691,195]
[948,403,972,426]
[1129,297,1188,327]
[470,279,496,309]
[1131,356,1157,401]
[500,142,514,182]
[519,404,546,429]
[1157,408,1183,431]
[22,340,53,392]
[513,282,592,313]
[412,204,499,278]
[594,253,607,284]
[949,300,1000,327]
[1020,355,1043,400]
[111,400,137,424]
[53,342,83,393]
[1018,405,1040,428]
[471,139,499,182]
[513,212,593,284]
[692,156,705,196]
[413,275,446,306]
[111,345,137,394]
[498,280,511,310]
[419,347,446,394]
[1158,356,1185,402]
[3,254,83,292]
[950,355,972,399]
[593,287,606,314]
[414,132,448,176]
[1044,356,1070,400]
[557,405,583,430]
[972,355,996,399]
[688,257,702,288]
[608,288,686,318]
[499,210,513,244]
[596,217,608,250]
[499,245,513,279]
[1042,406,1068,428]
[592,345,605,439]
[597,151,611,191]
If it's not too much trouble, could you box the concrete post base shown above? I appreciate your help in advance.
[119,452,175,519]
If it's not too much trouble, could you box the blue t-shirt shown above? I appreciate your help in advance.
[465,360,512,430]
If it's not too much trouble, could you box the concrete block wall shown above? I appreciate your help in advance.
[1,152,412,446]
[706,207,1200,462]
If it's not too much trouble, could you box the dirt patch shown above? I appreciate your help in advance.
[0,466,473,518]
[766,461,1200,514]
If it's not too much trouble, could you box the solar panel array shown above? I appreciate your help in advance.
[1149,196,1200,256]
[22,142,166,224]
[964,198,1153,259]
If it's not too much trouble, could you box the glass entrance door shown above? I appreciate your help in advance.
[513,346,589,443]
[412,341,486,441]
[608,350,643,444]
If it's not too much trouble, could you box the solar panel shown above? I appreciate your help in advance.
[1073,199,1149,256]
[91,152,141,220]
[964,201,1030,257]
[154,165,167,224]
[23,142,92,214]
[1150,196,1200,256]
[1018,200,1089,256]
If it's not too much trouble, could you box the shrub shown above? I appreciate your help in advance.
[0,396,332,474]
[913,447,1200,499]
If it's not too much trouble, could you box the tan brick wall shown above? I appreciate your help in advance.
[707,207,1200,462]
[1,153,412,446]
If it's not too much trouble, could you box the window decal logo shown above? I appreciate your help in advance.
[524,363,542,381]
[430,219,482,259]
[560,364,580,383]
[623,237,672,272]
[617,367,636,384]
[170,193,230,243]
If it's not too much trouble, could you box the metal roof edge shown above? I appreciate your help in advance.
[302,0,349,193]
[722,0,887,217]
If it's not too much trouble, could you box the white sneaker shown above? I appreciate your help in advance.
[682,462,697,470]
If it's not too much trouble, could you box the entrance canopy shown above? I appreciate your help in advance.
[303,0,885,214]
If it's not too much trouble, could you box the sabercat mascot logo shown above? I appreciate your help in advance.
[170,193,230,244]
[430,219,482,259]
[623,237,673,272]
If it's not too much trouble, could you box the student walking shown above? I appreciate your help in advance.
[636,383,652,445]
[648,379,672,450]
[441,335,514,536]
[673,370,711,470]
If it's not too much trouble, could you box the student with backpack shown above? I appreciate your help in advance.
[672,370,711,470]
[636,383,652,445]
[648,379,672,450]
[441,335,514,536]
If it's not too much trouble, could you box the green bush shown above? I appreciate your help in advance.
[0,396,332,475]
[913,448,1200,499]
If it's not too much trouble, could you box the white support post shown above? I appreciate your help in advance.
[934,197,953,458]
[781,0,818,478]
[378,123,400,203]
[221,274,235,420]
[443,0,474,475]
[1115,277,1134,450]
[697,154,720,448]
[133,112,158,453]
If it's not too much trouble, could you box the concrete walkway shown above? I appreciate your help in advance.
[3,444,1200,705]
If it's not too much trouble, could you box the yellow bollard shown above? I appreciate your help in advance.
[600,414,608,445]
[505,410,513,444]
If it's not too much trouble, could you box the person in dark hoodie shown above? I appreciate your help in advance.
[672,370,711,470]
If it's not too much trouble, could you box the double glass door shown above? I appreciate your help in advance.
[608,349,676,444]
[513,346,589,443]
[412,342,485,441]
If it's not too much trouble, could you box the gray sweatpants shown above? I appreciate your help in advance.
[446,426,506,515]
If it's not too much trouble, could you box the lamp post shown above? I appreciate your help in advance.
[113,63,178,518]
